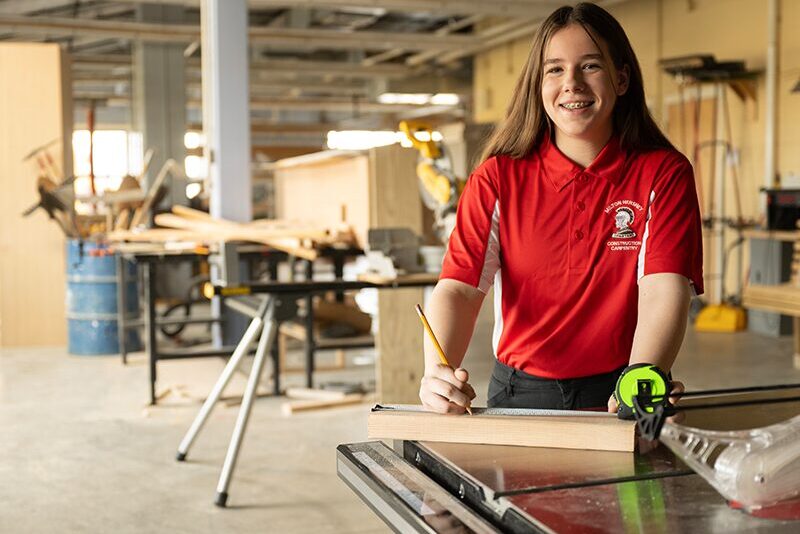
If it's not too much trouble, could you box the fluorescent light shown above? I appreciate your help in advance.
[186,182,202,199]
[430,93,460,105]
[326,129,444,151]
[327,130,402,150]
[184,131,205,149]
[378,93,432,105]
[377,92,460,106]
[184,155,208,179]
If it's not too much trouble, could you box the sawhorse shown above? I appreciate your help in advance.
[173,277,437,507]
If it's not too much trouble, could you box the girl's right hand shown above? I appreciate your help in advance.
[419,365,476,414]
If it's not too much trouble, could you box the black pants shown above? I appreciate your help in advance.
[487,360,625,410]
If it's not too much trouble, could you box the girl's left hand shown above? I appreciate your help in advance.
[607,380,686,423]
[607,380,685,454]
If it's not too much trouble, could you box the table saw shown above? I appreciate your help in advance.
[338,399,800,532]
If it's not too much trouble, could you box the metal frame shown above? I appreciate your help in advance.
[177,275,437,506]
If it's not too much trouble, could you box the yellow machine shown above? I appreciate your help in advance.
[695,303,747,333]
[399,120,466,243]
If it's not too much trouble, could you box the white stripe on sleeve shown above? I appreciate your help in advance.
[478,200,501,293]
[492,269,503,358]
[637,190,655,281]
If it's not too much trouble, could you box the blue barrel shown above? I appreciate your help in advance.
[66,239,142,355]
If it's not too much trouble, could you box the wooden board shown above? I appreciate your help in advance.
[358,272,440,285]
[743,284,800,315]
[282,393,366,415]
[0,43,72,347]
[369,145,427,404]
[368,408,636,452]
[273,151,371,248]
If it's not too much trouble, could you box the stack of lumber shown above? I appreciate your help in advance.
[106,205,358,260]
[742,283,800,316]
[742,222,800,315]
[742,221,800,368]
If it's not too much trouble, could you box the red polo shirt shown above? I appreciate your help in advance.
[441,134,704,379]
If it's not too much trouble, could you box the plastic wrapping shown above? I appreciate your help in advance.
[659,414,800,509]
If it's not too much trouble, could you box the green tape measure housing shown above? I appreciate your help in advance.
[615,363,670,420]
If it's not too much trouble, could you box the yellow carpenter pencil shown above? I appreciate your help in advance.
[415,303,472,415]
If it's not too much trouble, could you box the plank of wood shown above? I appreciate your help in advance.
[107,226,321,260]
[115,208,131,231]
[154,213,329,240]
[171,206,311,234]
[369,145,426,404]
[376,287,424,404]
[368,408,636,452]
[285,387,346,401]
[130,158,181,228]
[743,284,800,316]
[106,228,200,242]
[315,299,372,332]
[357,272,440,285]
[741,229,800,242]
[281,393,365,415]
[171,204,215,222]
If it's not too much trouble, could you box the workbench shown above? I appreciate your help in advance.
[338,403,800,532]
[116,243,366,404]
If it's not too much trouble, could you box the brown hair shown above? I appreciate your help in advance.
[480,2,674,162]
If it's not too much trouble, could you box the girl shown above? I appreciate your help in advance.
[419,2,703,414]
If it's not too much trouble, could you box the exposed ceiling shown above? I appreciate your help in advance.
[0,0,582,147]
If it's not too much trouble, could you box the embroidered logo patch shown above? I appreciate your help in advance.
[604,200,643,251]
[612,206,636,239]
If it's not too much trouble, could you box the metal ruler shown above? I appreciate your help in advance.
[372,404,614,418]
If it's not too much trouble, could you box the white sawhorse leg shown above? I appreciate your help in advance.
[175,297,277,507]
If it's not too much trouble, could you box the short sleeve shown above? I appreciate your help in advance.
[440,158,501,293]
[638,154,704,295]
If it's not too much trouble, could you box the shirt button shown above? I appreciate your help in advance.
[581,175,590,183]
[576,201,585,211]
[574,230,583,240]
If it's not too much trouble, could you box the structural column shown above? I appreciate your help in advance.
[201,0,252,345]
[134,3,190,300]
[133,3,187,209]
[202,0,252,222]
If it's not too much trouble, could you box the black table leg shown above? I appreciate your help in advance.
[267,254,279,281]
[271,321,281,395]
[144,261,158,405]
[117,254,128,365]
[305,260,315,389]
[333,253,345,303]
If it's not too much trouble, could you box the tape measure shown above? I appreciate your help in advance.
[614,363,671,420]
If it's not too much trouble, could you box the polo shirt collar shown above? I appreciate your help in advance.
[537,132,626,192]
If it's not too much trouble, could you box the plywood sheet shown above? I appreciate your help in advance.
[370,145,425,404]
[273,152,371,247]
[0,43,71,346]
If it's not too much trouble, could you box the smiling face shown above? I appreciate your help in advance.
[541,23,629,151]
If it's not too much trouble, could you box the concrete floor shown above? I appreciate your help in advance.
[1,316,799,533]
